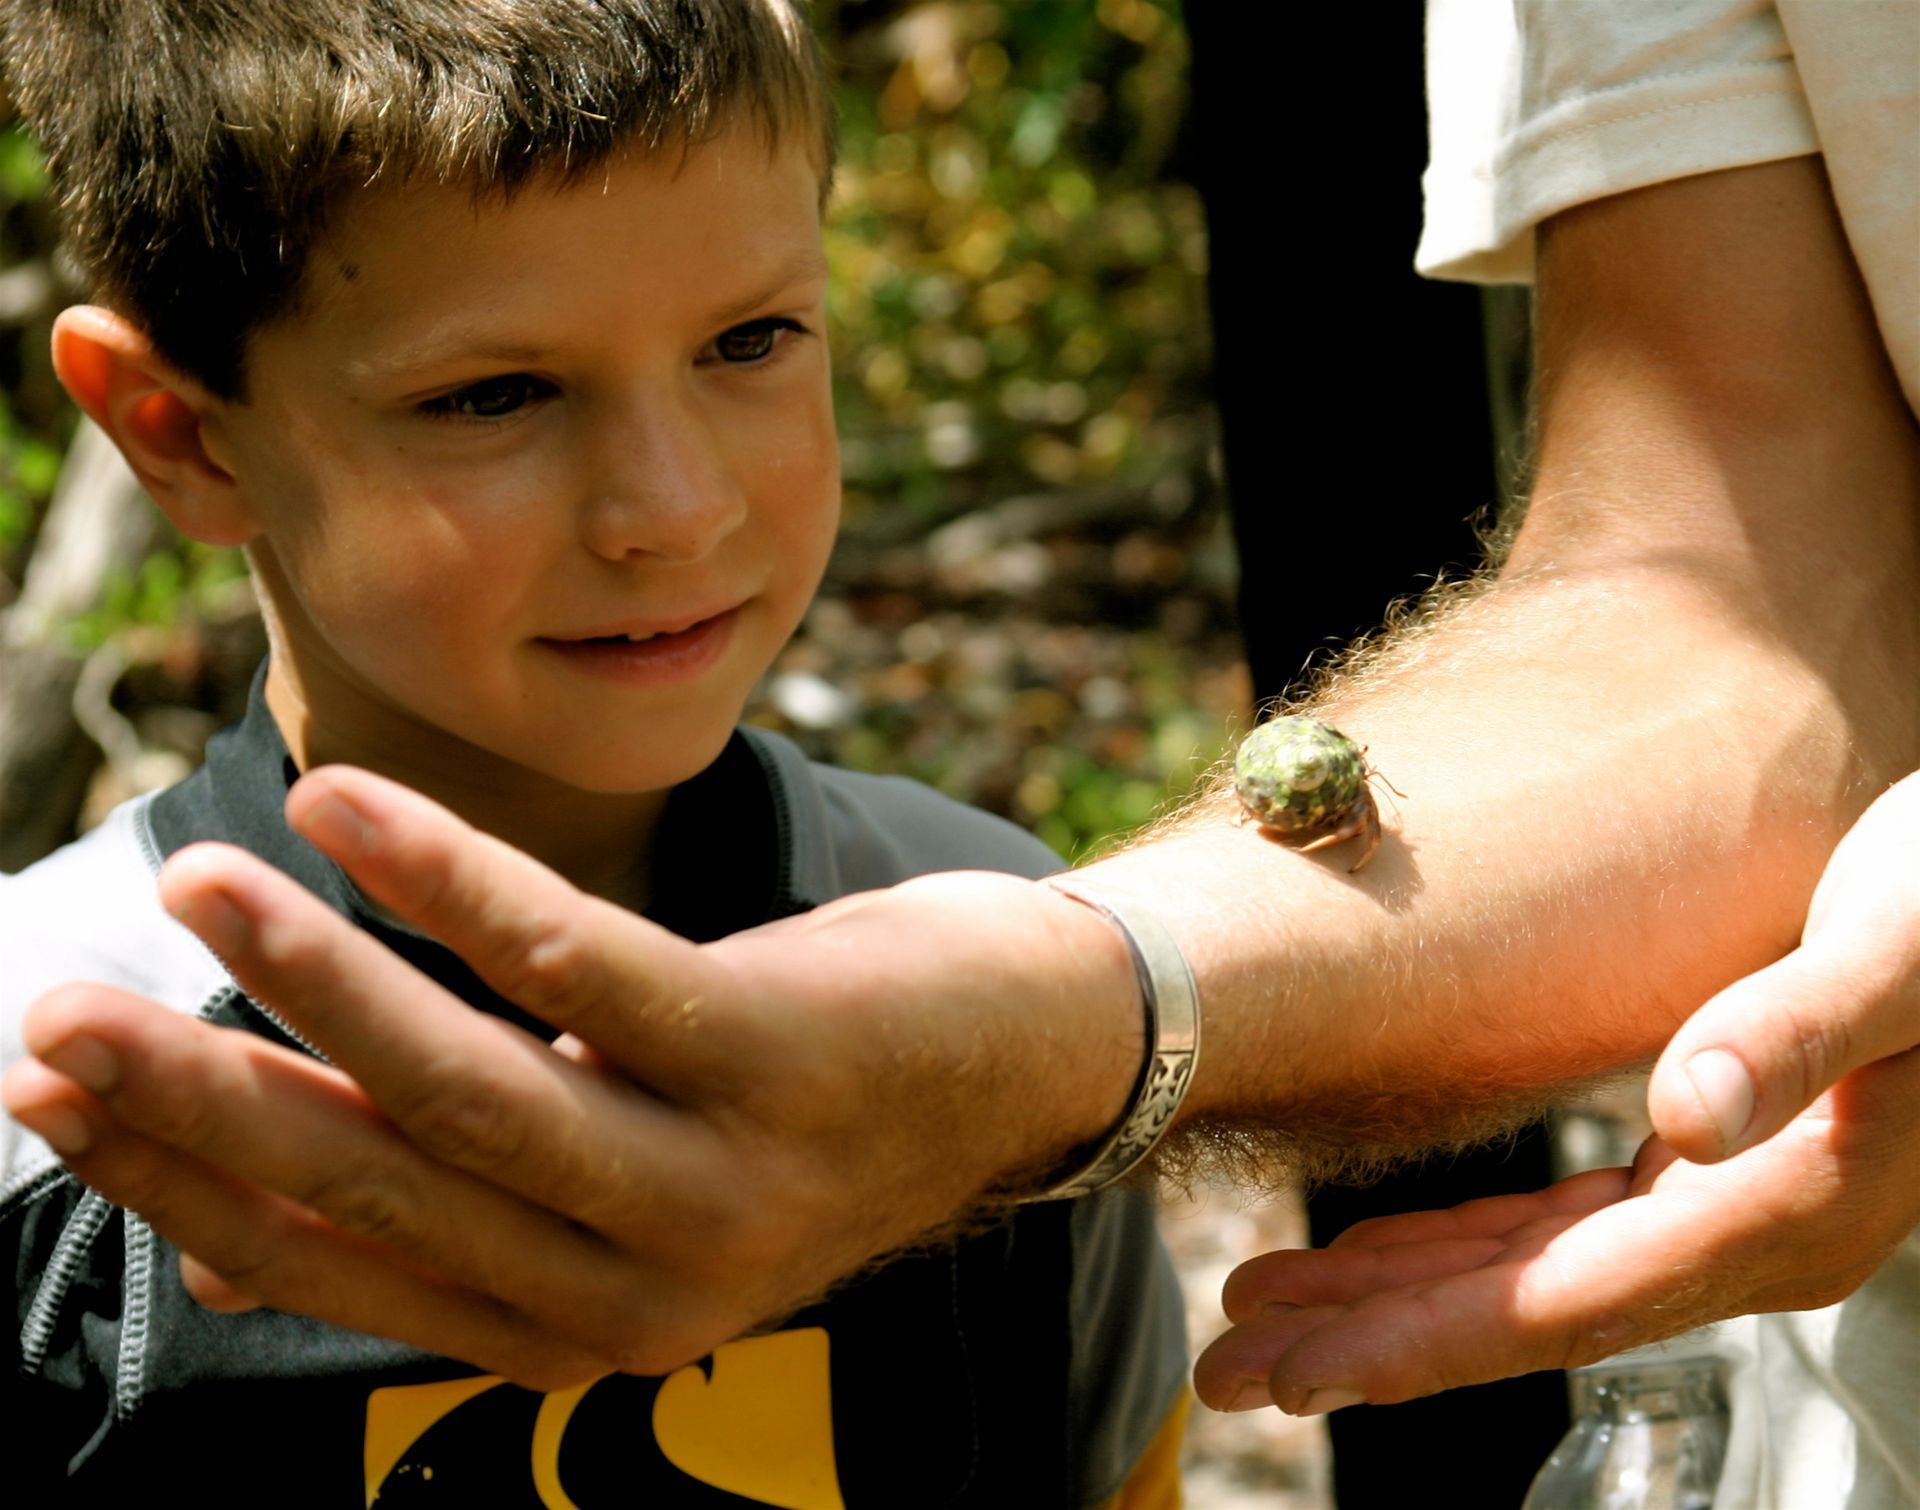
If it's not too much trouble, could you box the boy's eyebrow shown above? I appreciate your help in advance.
[348,249,831,384]
[347,337,554,384]
[702,248,831,327]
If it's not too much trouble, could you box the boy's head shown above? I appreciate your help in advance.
[10,2,845,851]
[8,0,835,398]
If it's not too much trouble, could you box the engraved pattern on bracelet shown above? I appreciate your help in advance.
[1019,881,1201,1203]
[1044,1048,1197,1199]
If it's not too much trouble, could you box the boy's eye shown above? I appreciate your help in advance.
[419,374,553,421]
[711,317,805,365]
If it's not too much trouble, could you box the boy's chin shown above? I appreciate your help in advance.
[528,725,742,798]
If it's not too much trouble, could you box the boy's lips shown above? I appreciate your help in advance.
[535,603,743,687]
[546,600,746,642]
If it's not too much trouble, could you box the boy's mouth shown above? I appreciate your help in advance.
[536,604,743,686]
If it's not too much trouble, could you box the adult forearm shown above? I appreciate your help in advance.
[1091,566,1904,1168]
[1081,159,1920,1174]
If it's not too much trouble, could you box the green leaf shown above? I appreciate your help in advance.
[12,439,61,497]
[0,484,28,545]
[0,126,51,204]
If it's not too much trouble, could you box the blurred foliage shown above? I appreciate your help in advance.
[0,118,69,582]
[820,0,1206,522]
[0,0,1242,864]
[62,538,253,652]
[0,390,61,551]
[0,124,51,204]
[757,0,1233,859]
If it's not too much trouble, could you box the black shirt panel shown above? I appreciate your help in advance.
[71,665,1086,1507]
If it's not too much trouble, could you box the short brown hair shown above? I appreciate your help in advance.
[4,0,835,398]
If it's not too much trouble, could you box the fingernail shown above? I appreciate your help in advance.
[1294,1387,1367,1417]
[1222,1381,1270,1412]
[294,791,369,859]
[13,1103,93,1157]
[39,1035,120,1095]
[169,888,248,958]
[1684,1048,1755,1153]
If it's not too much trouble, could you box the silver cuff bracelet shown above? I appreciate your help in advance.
[1017,878,1201,1202]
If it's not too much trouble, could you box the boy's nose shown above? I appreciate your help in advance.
[579,405,747,564]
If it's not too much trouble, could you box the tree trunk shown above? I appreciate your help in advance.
[0,419,163,873]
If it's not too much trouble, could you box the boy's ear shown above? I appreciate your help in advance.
[50,306,260,547]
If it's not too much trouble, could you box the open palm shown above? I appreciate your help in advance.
[1194,1053,1920,1414]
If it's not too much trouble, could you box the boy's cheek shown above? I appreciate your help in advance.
[761,422,841,565]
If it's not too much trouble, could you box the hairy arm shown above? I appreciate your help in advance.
[1098,154,1920,1177]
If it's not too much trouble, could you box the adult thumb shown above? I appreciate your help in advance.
[1649,936,1920,1162]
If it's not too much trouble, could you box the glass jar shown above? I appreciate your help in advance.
[1522,1355,1731,1510]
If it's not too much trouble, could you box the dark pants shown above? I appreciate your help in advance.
[1184,5,1569,1503]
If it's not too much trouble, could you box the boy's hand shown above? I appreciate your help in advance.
[2,766,1140,1389]
[1194,772,1920,1415]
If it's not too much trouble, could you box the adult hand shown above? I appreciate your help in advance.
[1194,772,1920,1415]
[2,766,1139,1390]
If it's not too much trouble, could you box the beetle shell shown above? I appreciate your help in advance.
[1234,716,1368,834]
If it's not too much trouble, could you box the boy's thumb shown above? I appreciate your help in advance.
[1649,939,1920,1162]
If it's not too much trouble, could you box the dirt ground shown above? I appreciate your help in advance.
[1160,1182,1331,1508]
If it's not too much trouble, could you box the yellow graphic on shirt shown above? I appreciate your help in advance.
[364,1373,507,1506]
[530,1379,595,1510]
[363,1326,845,1510]
[654,1329,846,1510]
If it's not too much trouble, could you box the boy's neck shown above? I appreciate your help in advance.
[264,664,670,915]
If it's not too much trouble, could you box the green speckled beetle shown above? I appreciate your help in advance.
[1233,715,1384,871]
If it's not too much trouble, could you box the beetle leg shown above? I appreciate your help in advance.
[1293,789,1382,871]
[1347,786,1381,873]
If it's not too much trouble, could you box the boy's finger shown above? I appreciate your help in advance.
[15,983,720,1364]
[148,853,719,1220]
[278,765,746,1086]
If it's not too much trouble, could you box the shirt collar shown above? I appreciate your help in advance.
[147,661,793,1032]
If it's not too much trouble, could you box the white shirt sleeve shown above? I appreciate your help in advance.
[1417,0,1819,284]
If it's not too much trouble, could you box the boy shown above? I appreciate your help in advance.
[0,2,1188,1503]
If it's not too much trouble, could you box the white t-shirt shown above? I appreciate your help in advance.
[1420,0,1919,413]
[1420,3,1920,1507]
